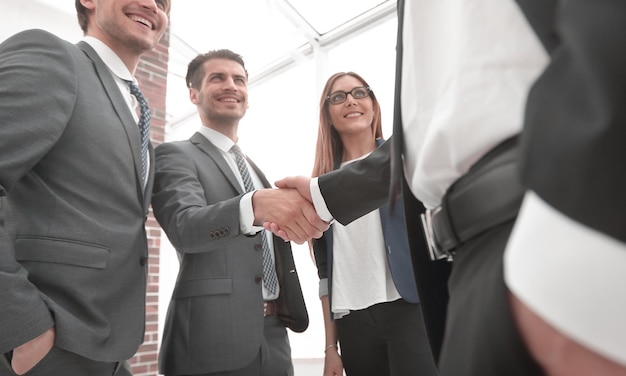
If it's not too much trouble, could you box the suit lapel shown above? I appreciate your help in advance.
[77,41,147,202]
[247,158,271,189]
[190,132,244,194]
[143,143,155,208]
[389,0,405,206]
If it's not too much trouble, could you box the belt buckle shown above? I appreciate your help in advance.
[420,207,454,262]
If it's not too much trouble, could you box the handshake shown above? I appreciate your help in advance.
[253,176,329,244]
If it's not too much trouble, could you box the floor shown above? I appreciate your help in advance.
[293,358,326,376]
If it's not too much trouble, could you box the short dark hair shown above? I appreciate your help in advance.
[185,49,248,89]
[76,0,88,33]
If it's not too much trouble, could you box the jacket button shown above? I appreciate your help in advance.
[254,243,262,252]
[139,257,148,266]
[254,275,262,284]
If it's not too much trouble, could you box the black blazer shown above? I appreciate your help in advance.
[516,0,626,245]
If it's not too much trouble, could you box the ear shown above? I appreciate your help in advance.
[189,88,199,105]
[80,0,95,11]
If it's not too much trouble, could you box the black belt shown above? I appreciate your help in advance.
[421,136,524,261]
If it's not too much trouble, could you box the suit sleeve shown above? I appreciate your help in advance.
[519,0,626,243]
[0,30,77,352]
[318,138,392,225]
[151,142,244,253]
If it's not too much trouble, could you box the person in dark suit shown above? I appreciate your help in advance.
[152,49,325,376]
[0,0,170,375]
[267,1,626,375]
[310,72,437,376]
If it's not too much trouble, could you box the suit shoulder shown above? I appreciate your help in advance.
[154,140,199,160]
[0,29,79,74]
[1,29,72,51]
[155,139,194,151]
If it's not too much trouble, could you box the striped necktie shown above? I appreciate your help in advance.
[126,80,151,185]
[231,144,279,295]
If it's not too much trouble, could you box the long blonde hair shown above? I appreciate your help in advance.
[311,72,383,177]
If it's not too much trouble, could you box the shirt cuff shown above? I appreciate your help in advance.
[311,177,334,222]
[505,191,626,366]
[239,191,263,234]
[318,278,329,299]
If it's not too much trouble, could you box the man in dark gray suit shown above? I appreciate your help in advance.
[0,0,170,375]
[152,50,326,376]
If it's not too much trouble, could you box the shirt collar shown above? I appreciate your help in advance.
[197,126,237,154]
[82,36,134,82]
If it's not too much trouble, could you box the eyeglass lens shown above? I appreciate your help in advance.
[328,87,370,105]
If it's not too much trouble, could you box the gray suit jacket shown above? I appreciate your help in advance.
[152,132,308,375]
[0,29,153,361]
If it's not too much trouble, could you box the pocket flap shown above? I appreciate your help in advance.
[173,277,232,299]
[15,236,109,269]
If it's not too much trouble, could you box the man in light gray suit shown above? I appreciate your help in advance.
[0,0,170,375]
[152,50,327,376]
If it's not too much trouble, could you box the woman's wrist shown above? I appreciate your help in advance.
[324,344,338,353]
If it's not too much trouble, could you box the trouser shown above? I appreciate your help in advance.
[0,346,131,376]
[336,299,439,376]
[167,315,293,376]
[423,136,544,375]
[437,220,543,376]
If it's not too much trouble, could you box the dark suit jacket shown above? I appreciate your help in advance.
[152,132,308,375]
[317,0,626,363]
[0,30,153,361]
[516,0,626,245]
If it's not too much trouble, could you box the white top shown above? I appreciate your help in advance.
[329,158,401,319]
[197,126,279,300]
[83,36,150,188]
[313,0,626,366]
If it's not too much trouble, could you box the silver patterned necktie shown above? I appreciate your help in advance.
[231,144,279,295]
[126,80,151,185]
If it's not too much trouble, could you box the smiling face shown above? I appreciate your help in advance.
[327,75,375,138]
[81,0,169,67]
[190,58,249,138]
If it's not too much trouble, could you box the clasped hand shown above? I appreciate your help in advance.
[253,177,327,244]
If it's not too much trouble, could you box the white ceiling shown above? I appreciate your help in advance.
[26,0,395,84]
[5,0,397,134]
[167,1,395,84]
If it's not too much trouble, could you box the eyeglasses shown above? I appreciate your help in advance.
[326,86,372,105]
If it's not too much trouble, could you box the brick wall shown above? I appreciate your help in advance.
[130,26,170,376]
